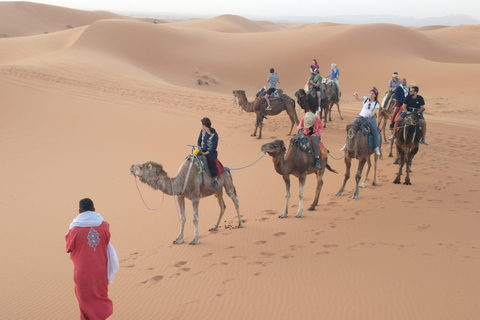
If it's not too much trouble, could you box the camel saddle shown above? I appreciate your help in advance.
[352,118,380,152]
[290,133,328,159]
[191,154,226,178]
[256,87,284,100]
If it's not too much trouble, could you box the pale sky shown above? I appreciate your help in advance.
[8,0,480,19]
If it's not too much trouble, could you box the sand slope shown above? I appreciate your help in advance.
[1,3,479,320]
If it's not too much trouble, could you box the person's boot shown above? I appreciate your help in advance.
[315,158,321,169]
[213,177,219,190]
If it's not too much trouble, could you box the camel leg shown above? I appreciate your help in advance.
[211,189,226,231]
[224,177,243,228]
[296,175,307,218]
[257,114,264,139]
[352,158,367,199]
[335,101,344,120]
[394,150,405,184]
[388,138,394,158]
[360,155,372,188]
[173,196,186,244]
[279,175,291,218]
[373,154,379,186]
[404,154,413,185]
[336,157,352,196]
[251,118,259,137]
[287,113,295,136]
[190,198,200,245]
[309,167,325,211]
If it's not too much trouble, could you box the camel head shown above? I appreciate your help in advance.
[130,161,166,179]
[232,90,245,98]
[294,89,307,111]
[261,140,286,156]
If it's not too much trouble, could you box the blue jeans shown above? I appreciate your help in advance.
[353,116,379,149]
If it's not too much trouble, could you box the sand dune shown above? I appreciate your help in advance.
[0,1,131,37]
[1,3,479,320]
[169,14,285,33]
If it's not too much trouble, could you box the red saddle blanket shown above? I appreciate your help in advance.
[216,160,226,178]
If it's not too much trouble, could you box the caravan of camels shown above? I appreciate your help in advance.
[132,69,425,245]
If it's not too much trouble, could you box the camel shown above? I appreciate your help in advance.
[294,88,329,127]
[336,119,380,199]
[130,157,243,245]
[232,89,299,139]
[261,136,337,218]
[321,80,344,125]
[393,113,422,185]
[377,94,399,160]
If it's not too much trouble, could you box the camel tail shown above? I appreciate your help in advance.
[326,164,338,174]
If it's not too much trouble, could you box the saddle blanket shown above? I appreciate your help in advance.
[194,155,226,178]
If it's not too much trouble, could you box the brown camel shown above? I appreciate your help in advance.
[393,113,422,185]
[232,89,299,139]
[321,80,344,125]
[377,94,399,160]
[261,136,337,218]
[130,157,243,245]
[336,120,380,199]
[294,89,329,127]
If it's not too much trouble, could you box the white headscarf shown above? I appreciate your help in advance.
[69,211,119,284]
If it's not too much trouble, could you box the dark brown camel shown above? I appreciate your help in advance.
[321,80,344,124]
[294,89,329,127]
[261,136,337,218]
[130,157,243,245]
[336,120,380,199]
[393,113,422,185]
[233,89,299,139]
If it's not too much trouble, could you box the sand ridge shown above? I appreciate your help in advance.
[0,3,479,320]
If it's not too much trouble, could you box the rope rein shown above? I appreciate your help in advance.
[228,152,266,170]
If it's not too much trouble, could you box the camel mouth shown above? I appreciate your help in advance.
[130,164,141,175]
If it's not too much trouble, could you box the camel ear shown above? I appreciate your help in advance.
[147,163,152,170]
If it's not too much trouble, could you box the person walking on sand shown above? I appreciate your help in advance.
[66,198,119,320]
[265,68,280,110]
[298,111,323,168]
[198,117,220,190]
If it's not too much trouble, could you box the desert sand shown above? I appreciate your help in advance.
[1,2,479,319]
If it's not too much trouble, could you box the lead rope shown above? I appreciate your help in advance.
[134,175,164,210]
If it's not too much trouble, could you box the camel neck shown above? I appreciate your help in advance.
[142,174,183,196]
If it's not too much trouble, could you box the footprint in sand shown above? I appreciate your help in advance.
[323,244,338,248]
[122,264,135,268]
[255,240,267,245]
[290,245,305,251]
[417,224,431,230]
[282,254,294,259]
[203,253,213,257]
[273,232,286,237]
[260,252,276,257]
[180,268,190,272]
[224,246,235,250]
[174,261,188,268]
[316,251,329,255]
[151,275,164,282]
[262,210,277,215]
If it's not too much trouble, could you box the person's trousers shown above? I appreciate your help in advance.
[205,152,218,177]
[309,135,321,157]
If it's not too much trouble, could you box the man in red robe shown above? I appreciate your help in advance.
[66,198,117,320]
